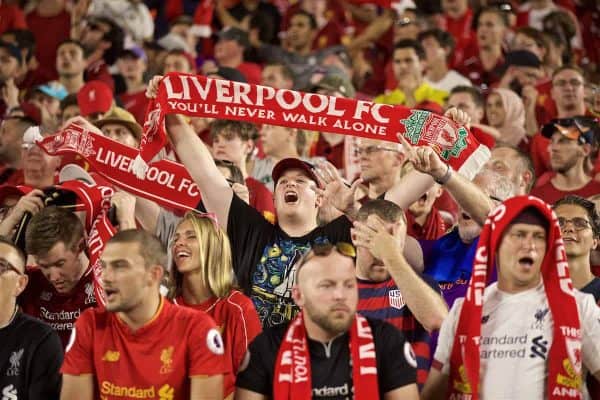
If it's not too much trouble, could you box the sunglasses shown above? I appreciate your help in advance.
[295,242,356,273]
[0,258,23,275]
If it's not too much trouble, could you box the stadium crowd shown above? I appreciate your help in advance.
[0,0,599,399]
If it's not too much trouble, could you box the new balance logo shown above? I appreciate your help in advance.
[1,384,17,400]
[529,335,548,359]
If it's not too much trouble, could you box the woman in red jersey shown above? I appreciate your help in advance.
[170,212,262,399]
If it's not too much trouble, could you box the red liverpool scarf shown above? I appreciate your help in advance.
[37,123,201,212]
[57,180,116,307]
[449,196,583,399]
[274,312,379,400]
[132,73,489,180]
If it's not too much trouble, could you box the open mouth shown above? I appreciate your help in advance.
[105,288,118,299]
[175,250,191,262]
[518,256,534,269]
[461,212,472,221]
[284,191,299,204]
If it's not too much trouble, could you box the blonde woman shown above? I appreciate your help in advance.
[171,212,261,399]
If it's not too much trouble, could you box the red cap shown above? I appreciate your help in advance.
[77,81,113,117]
[272,158,320,187]
[0,185,32,204]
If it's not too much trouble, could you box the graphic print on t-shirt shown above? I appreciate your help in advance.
[251,237,329,327]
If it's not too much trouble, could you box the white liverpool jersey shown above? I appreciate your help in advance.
[434,282,600,399]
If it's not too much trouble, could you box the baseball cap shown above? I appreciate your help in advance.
[207,66,247,83]
[272,158,320,187]
[216,27,250,48]
[95,107,143,140]
[312,74,355,98]
[35,81,68,101]
[0,185,32,205]
[0,41,22,64]
[119,46,147,62]
[157,32,191,53]
[541,117,599,145]
[77,81,113,117]
[505,50,541,68]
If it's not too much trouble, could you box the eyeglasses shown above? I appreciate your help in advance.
[355,145,401,157]
[0,258,23,275]
[396,17,415,26]
[553,79,584,88]
[558,217,592,231]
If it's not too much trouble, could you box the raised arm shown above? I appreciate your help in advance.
[352,215,448,331]
[146,76,233,229]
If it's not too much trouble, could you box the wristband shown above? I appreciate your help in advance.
[434,164,452,185]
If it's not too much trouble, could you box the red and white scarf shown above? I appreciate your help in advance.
[132,73,489,180]
[449,196,583,399]
[36,123,201,212]
[274,312,379,400]
[56,180,116,307]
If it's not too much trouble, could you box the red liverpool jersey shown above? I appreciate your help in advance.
[61,297,228,400]
[175,290,262,397]
[20,266,97,348]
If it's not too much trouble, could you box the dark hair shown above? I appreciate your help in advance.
[215,159,245,185]
[0,235,26,268]
[94,17,125,65]
[476,7,510,28]
[58,39,85,54]
[450,85,485,109]
[2,29,36,62]
[418,28,455,54]
[264,61,295,83]
[108,229,167,268]
[25,206,85,256]
[394,38,426,60]
[515,27,550,55]
[554,195,600,237]
[3,115,36,133]
[210,120,258,141]
[357,199,407,224]
[60,94,78,112]
[290,10,318,30]
[493,144,536,193]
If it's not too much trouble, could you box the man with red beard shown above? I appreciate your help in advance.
[235,242,419,399]
[20,206,96,348]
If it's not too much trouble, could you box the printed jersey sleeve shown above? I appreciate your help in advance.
[579,293,600,374]
[374,320,418,393]
[187,311,230,377]
[235,331,276,395]
[432,298,462,375]
[61,308,95,375]
[227,195,274,288]
[29,328,63,399]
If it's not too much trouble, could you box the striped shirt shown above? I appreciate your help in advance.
[357,274,439,388]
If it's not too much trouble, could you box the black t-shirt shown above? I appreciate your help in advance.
[236,317,417,399]
[0,312,63,400]
[581,276,600,304]
[227,195,352,327]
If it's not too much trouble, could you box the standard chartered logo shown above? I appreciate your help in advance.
[529,335,548,360]
[100,381,174,399]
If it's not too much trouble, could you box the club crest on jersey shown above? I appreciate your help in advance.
[84,282,96,304]
[531,307,549,329]
[6,349,23,376]
[159,346,174,374]
[388,289,405,310]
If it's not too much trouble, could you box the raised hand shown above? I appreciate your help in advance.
[146,76,164,99]
[313,160,363,215]
[397,134,448,181]
[351,214,406,261]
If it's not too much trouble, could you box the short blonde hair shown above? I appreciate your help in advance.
[170,212,235,298]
